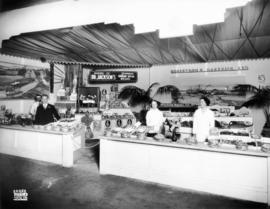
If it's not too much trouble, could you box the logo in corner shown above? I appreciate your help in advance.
[13,189,28,201]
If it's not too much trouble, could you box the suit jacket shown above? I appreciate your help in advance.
[34,104,60,125]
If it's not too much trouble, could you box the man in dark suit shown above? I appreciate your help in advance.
[34,94,60,125]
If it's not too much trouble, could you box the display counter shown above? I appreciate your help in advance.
[0,125,85,167]
[75,110,136,138]
[100,136,270,205]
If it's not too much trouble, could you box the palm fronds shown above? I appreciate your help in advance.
[145,82,160,97]
[156,85,180,95]
[242,87,270,108]
[118,85,149,107]
[119,83,181,107]
[155,85,181,102]
[128,94,152,107]
[233,84,258,95]
[118,85,145,100]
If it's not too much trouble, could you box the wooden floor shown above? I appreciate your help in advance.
[0,144,268,209]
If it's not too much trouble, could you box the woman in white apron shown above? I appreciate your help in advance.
[193,96,215,142]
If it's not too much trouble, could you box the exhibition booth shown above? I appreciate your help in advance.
[0,55,270,203]
[0,0,270,204]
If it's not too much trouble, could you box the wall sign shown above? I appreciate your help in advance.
[88,71,137,83]
[210,105,235,115]
[171,66,248,74]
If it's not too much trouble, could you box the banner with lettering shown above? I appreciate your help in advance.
[88,71,137,84]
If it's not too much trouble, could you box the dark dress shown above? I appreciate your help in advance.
[34,104,60,125]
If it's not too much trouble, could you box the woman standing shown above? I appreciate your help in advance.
[29,94,41,120]
[146,100,165,134]
[192,96,215,142]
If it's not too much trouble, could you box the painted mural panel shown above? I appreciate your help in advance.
[151,60,270,107]
[0,67,50,99]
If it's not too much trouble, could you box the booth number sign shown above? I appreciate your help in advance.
[88,71,137,83]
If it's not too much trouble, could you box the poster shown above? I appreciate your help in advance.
[0,67,50,99]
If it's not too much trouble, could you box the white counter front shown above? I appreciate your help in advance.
[100,137,270,205]
[0,125,85,167]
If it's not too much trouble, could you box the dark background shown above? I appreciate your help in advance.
[0,0,63,12]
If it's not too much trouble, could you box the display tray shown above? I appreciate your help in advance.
[101,136,270,157]
[218,135,251,142]
[180,116,253,122]
[55,101,76,104]
[179,127,192,133]
[174,127,251,139]
[78,107,99,113]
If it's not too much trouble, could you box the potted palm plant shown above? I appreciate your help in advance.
[155,85,181,104]
[118,83,180,124]
[241,87,270,136]
[232,84,259,96]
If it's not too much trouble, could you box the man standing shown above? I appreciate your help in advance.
[34,94,60,125]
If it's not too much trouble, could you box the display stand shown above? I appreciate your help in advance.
[0,125,84,167]
[100,137,270,205]
[78,87,100,113]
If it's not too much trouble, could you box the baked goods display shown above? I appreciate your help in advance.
[219,130,250,137]
[235,140,248,151]
[1,103,268,154]
[0,109,33,126]
[154,133,165,141]
[184,136,198,145]
[104,125,152,140]
[163,112,192,118]
[164,113,254,144]
[181,120,193,128]
[261,144,270,153]
[102,112,134,120]
[33,118,82,133]
[99,109,270,154]
[208,139,220,148]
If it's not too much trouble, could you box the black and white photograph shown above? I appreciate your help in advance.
[0,0,270,208]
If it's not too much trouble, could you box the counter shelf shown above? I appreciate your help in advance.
[0,125,85,167]
[100,136,270,205]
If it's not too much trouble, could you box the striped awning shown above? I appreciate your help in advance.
[1,0,270,65]
[50,60,150,69]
